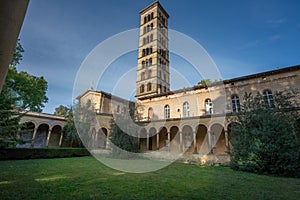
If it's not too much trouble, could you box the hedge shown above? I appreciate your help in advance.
[0,148,90,160]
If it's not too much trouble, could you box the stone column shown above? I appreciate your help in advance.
[105,132,110,150]
[146,133,149,151]
[95,132,98,149]
[156,133,159,150]
[211,131,216,154]
[30,127,38,148]
[46,128,52,147]
[193,131,197,153]
[179,131,183,152]
[59,132,63,147]
[167,132,170,152]
[225,129,229,153]
[207,130,212,154]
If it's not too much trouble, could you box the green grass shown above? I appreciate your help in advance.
[0,156,299,200]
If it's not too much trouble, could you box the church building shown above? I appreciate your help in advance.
[77,1,300,161]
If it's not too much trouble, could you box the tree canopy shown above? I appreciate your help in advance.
[230,91,300,177]
[0,40,48,147]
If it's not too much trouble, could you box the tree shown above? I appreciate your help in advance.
[110,104,140,158]
[54,105,70,117]
[230,91,300,177]
[0,40,48,148]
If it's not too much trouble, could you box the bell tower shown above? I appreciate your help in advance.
[136,1,170,99]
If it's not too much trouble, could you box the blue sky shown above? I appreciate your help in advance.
[18,0,300,114]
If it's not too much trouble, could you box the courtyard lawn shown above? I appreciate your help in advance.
[0,156,299,200]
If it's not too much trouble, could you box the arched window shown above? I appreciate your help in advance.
[143,27,146,34]
[183,102,190,117]
[150,23,153,30]
[142,61,145,68]
[145,59,149,67]
[144,16,147,24]
[263,90,274,108]
[147,15,150,22]
[148,107,153,120]
[232,95,240,113]
[205,99,213,115]
[164,105,170,119]
[150,46,153,54]
[141,72,145,80]
[150,34,153,42]
[142,49,145,56]
[151,12,154,19]
[149,58,152,66]
[140,84,145,93]
[157,84,162,93]
[163,86,167,93]
[147,82,152,91]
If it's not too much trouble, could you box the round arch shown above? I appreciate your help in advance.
[48,125,62,147]
[98,127,108,149]
[169,126,179,152]
[182,125,193,152]
[139,128,147,151]
[196,124,208,154]
[34,123,49,148]
[210,123,225,155]
[148,127,157,151]
[158,127,168,150]
[18,122,35,148]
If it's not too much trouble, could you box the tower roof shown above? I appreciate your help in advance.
[139,1,169,18]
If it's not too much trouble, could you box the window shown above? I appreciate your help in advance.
[149,58,152,66]
[148,107,153,120]
[232,95,241,113]
[158,84,162,93]
[142,61,145,68]
[147,82,152,91]
[263,90,274,108]
[205,99,213,115]
[164,105,170,119]
[183,102,190,117]
[140,84,145,93]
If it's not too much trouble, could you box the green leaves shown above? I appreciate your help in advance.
[230,91,300,177]
[0,40,49,147]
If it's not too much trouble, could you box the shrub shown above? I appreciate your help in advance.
[230,91,300,177]
[0,148,90,160]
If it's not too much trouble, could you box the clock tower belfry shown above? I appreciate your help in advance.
[136,1,170,99]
